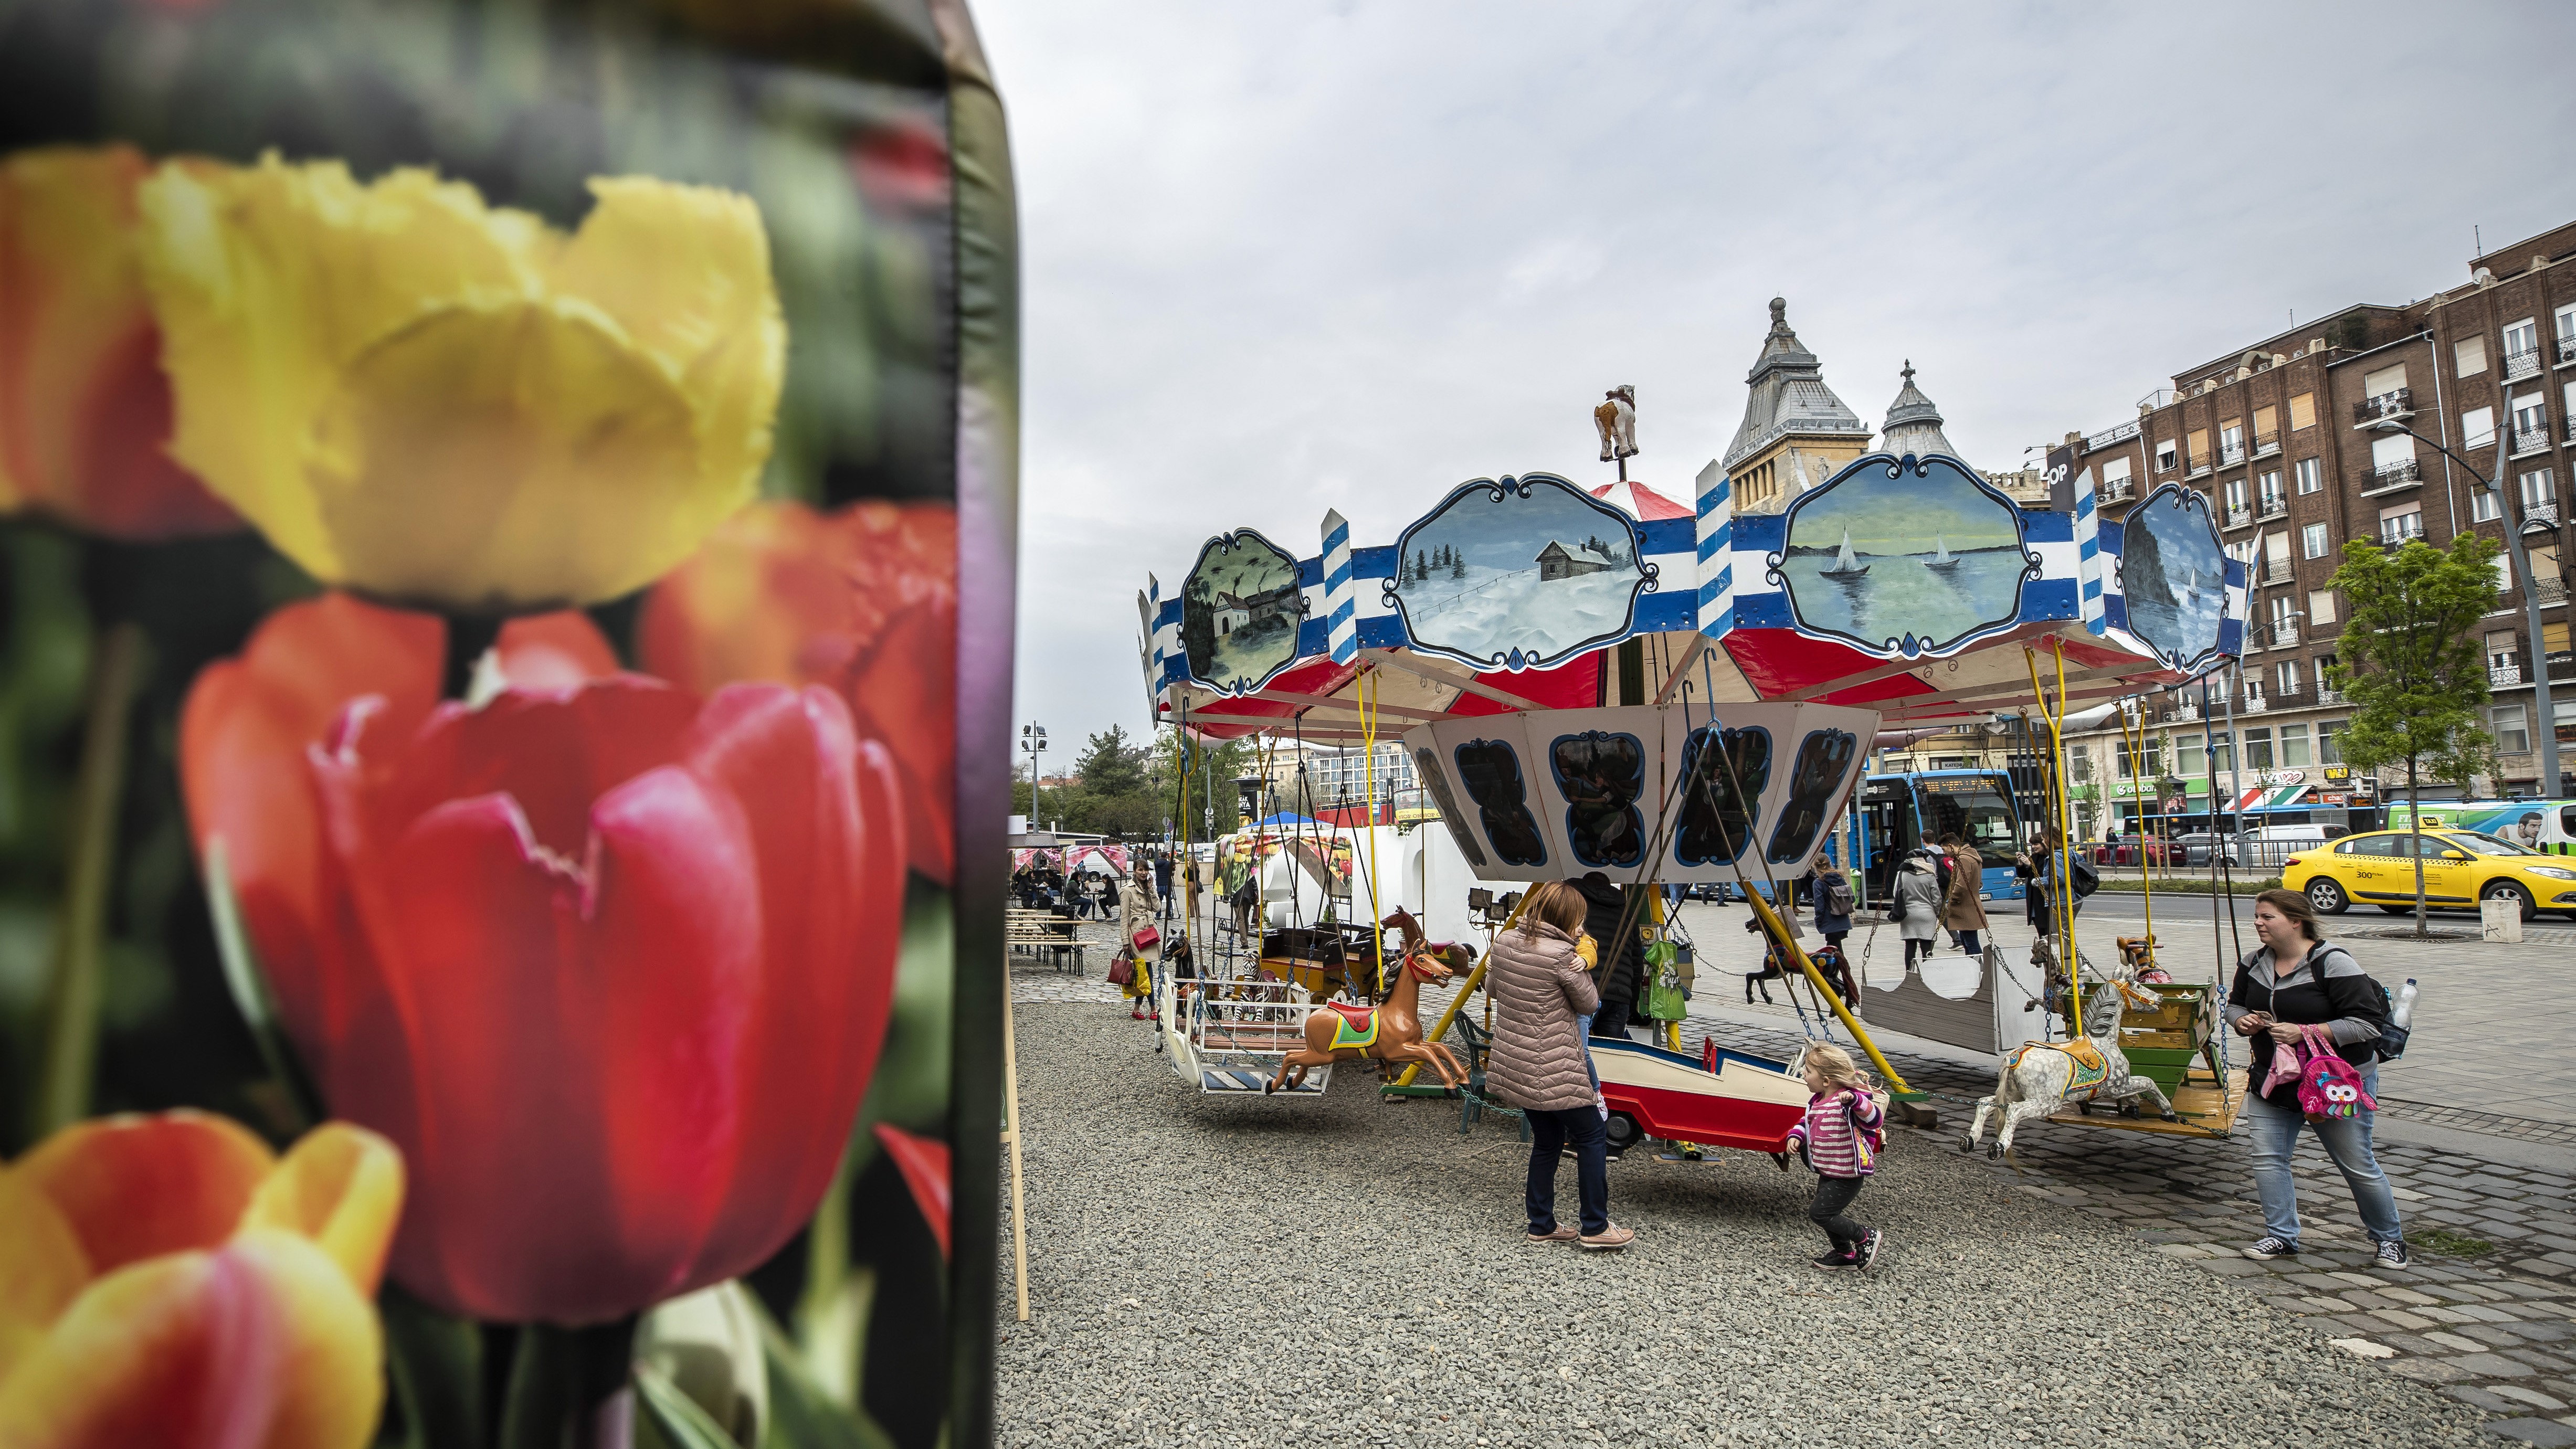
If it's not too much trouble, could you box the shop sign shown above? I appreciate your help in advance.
[2263,769,2305,786]
[2322,765,2351,782]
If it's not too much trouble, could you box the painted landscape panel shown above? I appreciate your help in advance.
[1777,457,2025,656]
[1181,531,1303,690]
[2120,486,2227,669]
[1390,475,1646,668]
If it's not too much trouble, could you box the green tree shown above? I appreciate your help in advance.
[1072,725,1149,798]
[2322,533,2499,935]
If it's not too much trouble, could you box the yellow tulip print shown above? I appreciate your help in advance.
[135,154,787,611]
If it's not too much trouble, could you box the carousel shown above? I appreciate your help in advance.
[1131,375,2251,1158]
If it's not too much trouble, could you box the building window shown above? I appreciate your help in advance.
[2495,553,2515,595]
[2521,468,2556,514]
[2495,703,2532,754]
[2488,629,2521,669]
[2558,302,2576,346]
[2363,362,2408,399]
[2281,722,2313,767]
[2220,421,2245,464]
[2513,393,2549,448]
[2456,336,2488,377]
[2301,522,2329,558]
[2156,440,2178,472]
[2318,720,2345,765]
[2309,589,2337,625]
[2505,316,2539,365]
[2289,392,2316,431]
[2269,594,2297,630]
[2245,727,2274,770]
[2295,456,2321,494]
[2275,658,2300,695]
[2379,503,2424,544]
[2224,476,2247,512]
[2258,469,2283,509]
[2474,488,2504,523]
[2547,619,2572,661]
[2176,735,2202,778]
[2188,428,2210,471]
[2461,406,2496,450]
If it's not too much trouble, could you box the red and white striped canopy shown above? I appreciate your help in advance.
[1588,480,1693,520]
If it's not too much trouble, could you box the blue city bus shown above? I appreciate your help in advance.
[1851,769,2026,909]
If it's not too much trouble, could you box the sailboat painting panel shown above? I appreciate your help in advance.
[1773,455,2029,657]
[2119,485,2228,670]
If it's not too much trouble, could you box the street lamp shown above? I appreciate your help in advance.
[1019,722,1048,829]
[2365,418,2562,795]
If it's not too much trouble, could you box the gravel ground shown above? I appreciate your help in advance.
[995,1000,2490,1449]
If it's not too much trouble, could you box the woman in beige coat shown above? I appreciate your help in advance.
[1486,881,1632,1251]
[1939,832,1988,957]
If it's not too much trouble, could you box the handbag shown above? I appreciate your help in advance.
[1131,925,1162,954]
[1106,954,1135,987]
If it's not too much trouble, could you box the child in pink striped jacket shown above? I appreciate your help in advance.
[1782,1044,1886,1271]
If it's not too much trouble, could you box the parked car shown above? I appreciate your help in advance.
[2284,827,2576,921]
[2167,830,2256,868]
[2090,833,2177,867]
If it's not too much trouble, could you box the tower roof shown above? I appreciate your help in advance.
[1723,298,1868,472]
[1878,359,1957,458]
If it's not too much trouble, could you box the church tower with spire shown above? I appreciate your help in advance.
[1877,360,1958,459]
[1719,298,1872,514]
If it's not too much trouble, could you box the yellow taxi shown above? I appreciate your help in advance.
[2284,827,2576,922]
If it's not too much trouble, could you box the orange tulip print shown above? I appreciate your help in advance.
[639,499,957,882]
[0,145,237,538]
[0,1111,404,1449]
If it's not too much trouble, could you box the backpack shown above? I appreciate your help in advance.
[1821,872,1856,919]
[2298,1046,2377,1123]
[2372,980,2410,1062]
[2068,856,2100,900]
[1846,1089,1888,1172]
[1931,850,1955,900]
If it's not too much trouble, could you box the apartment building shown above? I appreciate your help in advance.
[2049,218,2576,828]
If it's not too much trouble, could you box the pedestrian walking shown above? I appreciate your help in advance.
[1782,1043,1884,1271]
[1153,851,1174,921]
[2015,826,2094,931]
[1893,852,1941,968]
[1808,866,1853,957]
[1486,881,1631,1250]
[1117,862,1162,1021]
[1939,832,1988,957]
[2225,888,2409,1268]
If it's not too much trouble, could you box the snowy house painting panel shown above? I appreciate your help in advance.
[2118,484,2229,672]
[1386,472,1651,670]
[1774,455,2031,659]
[1180,530,1307,693]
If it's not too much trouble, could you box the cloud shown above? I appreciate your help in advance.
[975,0,2576,773]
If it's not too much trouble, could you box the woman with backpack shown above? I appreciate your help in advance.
[1892,852,1942,967]
[2225,887,2409,1269]
[2015,825,2095,932]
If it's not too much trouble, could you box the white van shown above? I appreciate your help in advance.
[2239,823,2347,869]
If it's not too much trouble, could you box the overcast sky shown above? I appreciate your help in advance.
[975,0,2576,767]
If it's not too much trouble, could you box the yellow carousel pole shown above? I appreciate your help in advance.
[1390,891,1530,1089]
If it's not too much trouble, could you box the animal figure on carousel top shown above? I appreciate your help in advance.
[1264,909,1473,1095]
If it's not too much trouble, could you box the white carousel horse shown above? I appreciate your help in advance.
[1960,974,2174,1163]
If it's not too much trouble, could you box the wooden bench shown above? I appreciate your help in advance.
[1005,911,1085,972]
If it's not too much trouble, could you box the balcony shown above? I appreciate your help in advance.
[2353,388,2414,427]
[2221,443,2246,467]
[2177,703,2202,722]
[2271,622,2300,647]
[2244,694,2269,713]
[2225,505,2252,530]
[2085,420,2142,451]
[2512,428,2554,458]
[2527,499,2562,528]
[2317,687,2347,706]
[2560,336,2576,366]
[2504,347,2543,383]
[2189,461,2212,479]
[2263,560,2294,585]
[2379,519,2426,546]
[2535,576,2569,605]
[2254,431,2282,456]
[2258,496,2288,521]
[2493,662,2526,686]
[2362,459,2423,494]
[2098,478,2137,504]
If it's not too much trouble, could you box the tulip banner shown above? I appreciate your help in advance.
[0,3,1016,1448]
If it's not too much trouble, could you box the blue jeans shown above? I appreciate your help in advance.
[1527,1106,1610,1236]
[1572,1014,1601,1093]
[2245,1061,2402,1247]
[1958,930,1982,956]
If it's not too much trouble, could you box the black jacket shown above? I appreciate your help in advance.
[2225,940,2388,1102]
[1571,875,1642,1007]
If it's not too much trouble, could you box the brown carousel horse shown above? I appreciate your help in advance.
[1264,909,1472,1095]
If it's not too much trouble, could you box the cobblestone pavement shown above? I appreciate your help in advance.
[1074,894,2576,1441]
